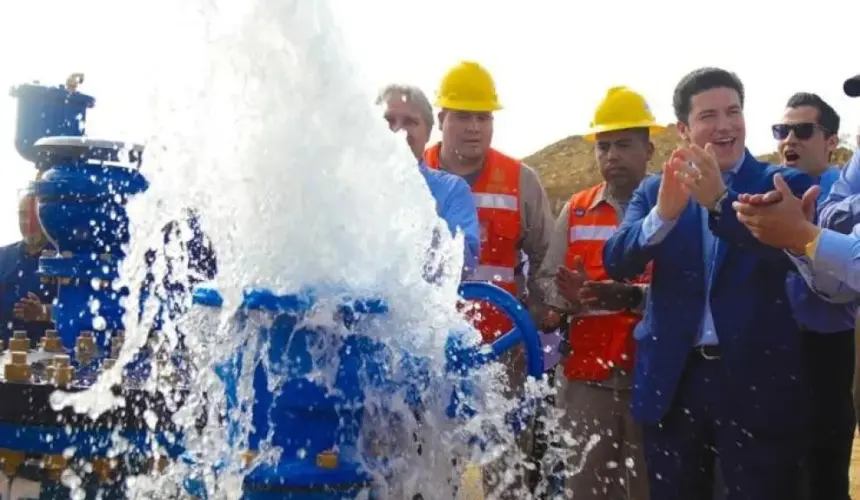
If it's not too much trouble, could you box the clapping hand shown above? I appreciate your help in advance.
[733,173,821,253]
[672,144,728,210]
[657,150,691,221]
[13,292,48,322]
[580,281,638,312]
[555,256,588,307]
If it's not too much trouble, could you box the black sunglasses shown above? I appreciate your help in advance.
[771,122,828,140]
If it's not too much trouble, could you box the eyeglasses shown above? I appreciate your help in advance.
[771,122,828,140]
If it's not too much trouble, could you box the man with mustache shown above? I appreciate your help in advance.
[423,61,554,499]
[0,192,56,346]
[538,86,660,500]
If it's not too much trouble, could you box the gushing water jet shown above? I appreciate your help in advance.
[0,78,547,500]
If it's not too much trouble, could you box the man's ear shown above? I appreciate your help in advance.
[676,120,690,145]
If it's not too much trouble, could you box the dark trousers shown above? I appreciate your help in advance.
[643,353,806,500]
[803,328,856,500]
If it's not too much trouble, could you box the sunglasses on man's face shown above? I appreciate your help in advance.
[771,122,828,141]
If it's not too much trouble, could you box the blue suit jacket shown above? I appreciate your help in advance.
[603,153,813,428]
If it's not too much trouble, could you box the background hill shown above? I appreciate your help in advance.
[524,124,856,213]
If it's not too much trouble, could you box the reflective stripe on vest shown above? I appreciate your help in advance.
[471,264,516,283]
[473,193,518,212]
[569,225,617,242]
[576,309,619,317]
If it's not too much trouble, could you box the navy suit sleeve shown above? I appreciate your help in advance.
[603,176,659,281]
[707,168,813,272]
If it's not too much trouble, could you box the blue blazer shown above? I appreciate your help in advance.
[602,152,814,428]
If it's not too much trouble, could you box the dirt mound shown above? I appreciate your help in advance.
[524,124,855,212]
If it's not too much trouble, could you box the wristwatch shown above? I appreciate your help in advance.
[805,230,823,259]
[626,286,645,310]
[708,189,730,215]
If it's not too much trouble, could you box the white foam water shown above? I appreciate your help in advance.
[42,1,577,498]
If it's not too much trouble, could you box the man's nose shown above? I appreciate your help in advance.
[464,115,482,132]
[606,144,622,161]
[715,113,734,133]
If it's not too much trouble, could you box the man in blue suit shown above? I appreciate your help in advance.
[602,67,814,500]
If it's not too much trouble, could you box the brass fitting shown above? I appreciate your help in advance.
[9,330,30,352]
[147,456,170,473]
[43,454,68,481]
[241,450,257,468]
[75,331,95,364]
[0,449,25,476]
[41,329,63,353]
[4,351,31,382]
[52,355,74,387]
[316,449,339,470]
[110,333,124,358]
[91,457,116,482]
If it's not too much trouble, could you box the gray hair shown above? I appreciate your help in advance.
[376,84,434,129]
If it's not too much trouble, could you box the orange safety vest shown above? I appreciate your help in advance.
[563,183,651,381]
[424,143,521,344]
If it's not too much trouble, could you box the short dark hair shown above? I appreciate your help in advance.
[785,92,840,137]
[673,67,745,123]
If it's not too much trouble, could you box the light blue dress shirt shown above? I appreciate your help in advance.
[785,166,857,333]
[791,150,860,302]
[638,154,744,346]
[418,161,481,275]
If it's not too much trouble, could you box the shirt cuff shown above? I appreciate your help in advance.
[812,229,856,280]
[639,206,678,246]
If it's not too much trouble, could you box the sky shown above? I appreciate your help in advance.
[0,0,858,245]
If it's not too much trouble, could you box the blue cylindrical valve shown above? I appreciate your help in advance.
[9,74,96,165]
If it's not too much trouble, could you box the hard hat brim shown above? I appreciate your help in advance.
[584,122,667,141]
[435,97,503,113]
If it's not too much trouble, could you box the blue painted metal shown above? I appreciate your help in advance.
[9,82,95,164]
[33,154,148,351]
[187,282,543,499]
[0,82,175,500]
[447,281,544,379]
[10,81,149,353]
[2,79,547,500]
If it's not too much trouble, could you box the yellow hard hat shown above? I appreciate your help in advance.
[435,61,502,113]
[585,86,666,141]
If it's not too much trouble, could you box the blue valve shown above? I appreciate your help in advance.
[9,76,95,165]
[444,281,546,439]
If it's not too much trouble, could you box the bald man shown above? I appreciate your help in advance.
[0,193,56,345]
